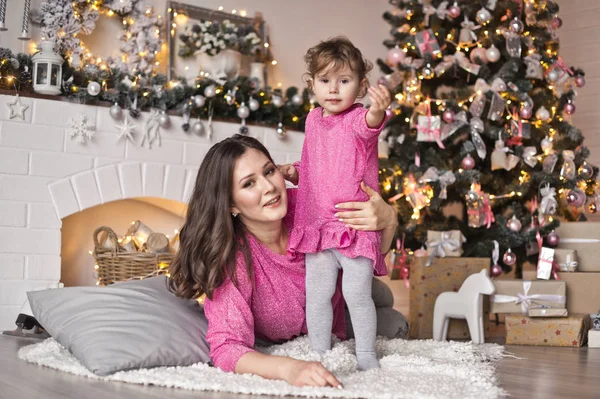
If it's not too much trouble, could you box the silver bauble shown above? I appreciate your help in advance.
[109,103,123,120]
[158,112,171,128]
[509,17,524,33]
[276,122,286,138]
[475,8,492,24]
[272,96,284,108]
[422,65,435,79]
[507,216,522,232]
[87,81,101,96]
[194,95,206,107]
[578,164,594,180]
[204,85,216,98]
[292,94,303,106]
[226,91,236,105]
[249,98,260,111]
[535,106,551,122]
[237,103,250,119]
[546,69,560,82]
[486,45,501,63]
[192,120,205,136]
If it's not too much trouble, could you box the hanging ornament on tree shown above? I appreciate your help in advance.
[442,109,455,123]
[422,64,435,79]
[109,103,123,120]
[563,101,576,115]
[551,16,563,29]
[386,46,405,67]
[292,94,303,106]
[475,8,492,25]
[502,248,517,266]
[547,231,560,247]
[566,188,586,208]
[249,97,260,112]
[540,136,553,154]
[192,119,205,136]
[535,106,551,122]
[590,202,598,214]
[575,75,586,88]
[462,154,475,170]
[194,95,206,107]
[276,122,286,139]
[158,111,170,129]
[272,96,284,108]
[448,2,461,19]
[546,68,560,83]
[490,240,503,277]
[87,81,101,96]
[560,150,576,180]
[225,90,236,106]
[204,85,216,99]
[469,47,488,64]
[491,135,519,171]
[237,102,250,134]
[507,216,522,232]
[486,45,501,63]
[519,106,532,119]
[539,184,558,223]
[578,163,594,180]
[509,17,524,33]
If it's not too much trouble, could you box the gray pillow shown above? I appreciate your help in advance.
[27,275,210,376]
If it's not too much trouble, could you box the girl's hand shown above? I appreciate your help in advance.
[368,84,392,114]
[278,163,299,185]
[283,359,343,389]
[334,181,397,231]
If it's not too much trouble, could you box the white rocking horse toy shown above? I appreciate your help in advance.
[433,269,496,344]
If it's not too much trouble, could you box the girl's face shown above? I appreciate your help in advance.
[311,63,366,116]
[230,148,288,230]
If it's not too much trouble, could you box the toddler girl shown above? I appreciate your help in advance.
[280,36,391,370]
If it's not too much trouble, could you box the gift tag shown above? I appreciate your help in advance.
[537,247,555,280]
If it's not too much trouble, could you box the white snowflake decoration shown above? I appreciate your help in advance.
[67,114,95,144]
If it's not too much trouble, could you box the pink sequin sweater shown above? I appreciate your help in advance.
[288,103,388,276]
[203,190,346,373]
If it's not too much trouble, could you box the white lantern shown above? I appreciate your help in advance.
[32,41,63,95]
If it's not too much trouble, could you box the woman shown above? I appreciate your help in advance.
[169,134,403,388]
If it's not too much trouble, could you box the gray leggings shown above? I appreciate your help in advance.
[305,249,378,368]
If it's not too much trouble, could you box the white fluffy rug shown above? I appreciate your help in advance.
[19,336,508,398]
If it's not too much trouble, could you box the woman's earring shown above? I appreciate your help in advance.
[232,212,238,218]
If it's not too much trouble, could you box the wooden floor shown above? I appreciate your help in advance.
[1,335,598,399]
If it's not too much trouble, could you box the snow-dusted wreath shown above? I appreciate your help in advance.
[32,0,162,75]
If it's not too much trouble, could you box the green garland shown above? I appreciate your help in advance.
[0,47,312,131]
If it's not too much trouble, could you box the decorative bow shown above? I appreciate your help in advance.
[536,231,560,280]
[470,78,507,119]
[546,56,574,81]
[460,17,481,44]
[435,51,481,77]
[522,146,538,168]
[558,253,578,272]
[481,195,495,228]
[423,1,450,26]
[469,117,487,159]
[440,110,468,139]
[491,281,565,313]
[419,167,456,199]
[426,231,464,266]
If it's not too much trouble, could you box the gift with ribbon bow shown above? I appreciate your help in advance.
[466,184,495,229]
[469,77,507,119]
[419,167,456,199]
[546,56,574,97]
[554,248,578,272]
[491,135,520,171]
[505,314,590,347]
[414,29,441,59]
[524,53,544,79]
[490,280,566,314]
[522,146,538,168]
[425,230,466,266]
[416,101,445,148]
[539,183,558,216]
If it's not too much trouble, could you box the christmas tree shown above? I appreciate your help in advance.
[377,0,595,277]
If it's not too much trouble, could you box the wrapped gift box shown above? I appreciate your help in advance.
[554,248,578,272]
[409,257,493,340]
[522,271,600,315]
[490,280,566,314]
[426,230,465,259]
[589,329,600,348]
[528,308,568,317]
[505,314,590,347]
[556,222,600,272]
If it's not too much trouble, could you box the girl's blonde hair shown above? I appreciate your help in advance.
[303,36,373,98]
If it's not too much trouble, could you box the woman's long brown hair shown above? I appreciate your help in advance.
[169,134,275,300]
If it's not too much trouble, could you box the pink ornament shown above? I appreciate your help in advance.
[519,107,533,119]
[551,17,563,29]
[566,188,586,207]
[564,102,576,115]
[469,47,488,64]
[490,263,503,277]
[385,108,395,119]
[387,47,405,67]
[448,3,461,19]
[575,75,586,88]
[462,154,475,170]
[546,231,560,247]
[503,249,517,266]
[442,109,455,123]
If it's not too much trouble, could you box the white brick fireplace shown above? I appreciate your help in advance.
[0,94,304,331]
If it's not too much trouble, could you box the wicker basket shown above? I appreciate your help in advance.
[93,226,173,285]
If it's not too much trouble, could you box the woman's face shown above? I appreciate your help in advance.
[230,148,288,229]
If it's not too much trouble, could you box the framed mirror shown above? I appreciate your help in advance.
[166,1,270,86]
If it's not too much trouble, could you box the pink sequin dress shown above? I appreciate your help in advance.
[203,190,346,372]
[288,103,387,276]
